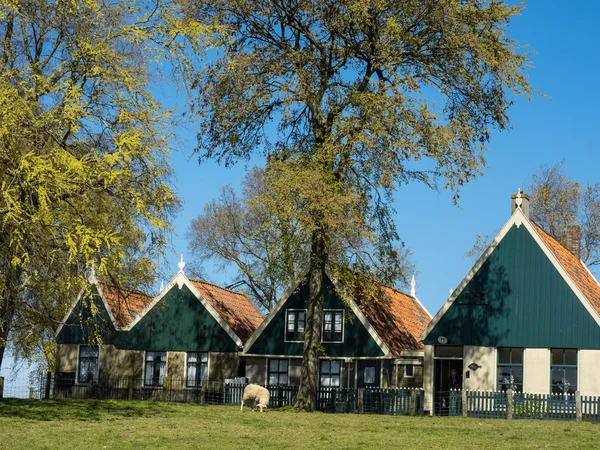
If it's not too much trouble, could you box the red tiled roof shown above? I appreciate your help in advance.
[532,222,600,317]
[190,279,264,343]
[359,285,431,355]
[98,282,153,328]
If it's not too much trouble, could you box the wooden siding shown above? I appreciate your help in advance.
[247,277,385,357]
[424,224,600,348]
[57,284,239,352]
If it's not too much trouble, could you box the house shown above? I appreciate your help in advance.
[55,260,264,388]
[421,192,600,414]
[243,271,431,389]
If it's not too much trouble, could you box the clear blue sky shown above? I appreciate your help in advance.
[4,0,599,386]
[162,1,600,317]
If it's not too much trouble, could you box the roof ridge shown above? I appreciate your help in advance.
[188,278,247,297]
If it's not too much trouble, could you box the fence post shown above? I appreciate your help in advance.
[507,389,513,420]
[575,391,582,422]
[410,389,417,416]
[461,390,467,417]
[357,388,364,414]
[332,388,337,413]
[161,376,169,402]
[29,387,34,399]
[128,376,134,401]
[0,376,4,399]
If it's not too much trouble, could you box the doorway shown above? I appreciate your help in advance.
[433,359,463,416]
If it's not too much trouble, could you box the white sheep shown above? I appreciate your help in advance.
[240,384,270,412]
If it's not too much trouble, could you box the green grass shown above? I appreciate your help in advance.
[0,399,597,449]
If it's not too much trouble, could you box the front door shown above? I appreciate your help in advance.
[433,359,464,416]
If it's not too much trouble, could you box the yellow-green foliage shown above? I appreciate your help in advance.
[0,0,205,366]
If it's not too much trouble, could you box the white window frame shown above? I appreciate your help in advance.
[143,350,168,388]
[322,309,344,343]
[76,344,99,385]
[267,358,290,385]
[284,309,306,343]
[185,351,209,388]
[319,359,342,387]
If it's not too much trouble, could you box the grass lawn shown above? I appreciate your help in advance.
[0,399,597,449]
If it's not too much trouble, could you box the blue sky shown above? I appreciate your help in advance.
[3,0,599,385]
[161,1,600,317]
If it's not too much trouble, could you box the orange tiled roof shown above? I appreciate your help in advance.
[98,282,153,328]
[532,222,600,317]
[190,279,264,343]
[360,285,431,355]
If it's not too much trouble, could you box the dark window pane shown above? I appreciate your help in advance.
[278,374,288,385]
[435,346,463,358]
[551,368,564,386]
[511,348,524,365]
[498,348,511,364]
[551,349,564,365]
[511,366,523,385]
[269,359,279,371]
[564,367,577,391]
[279,359,288,371]
[405,365,414,377]
[269,374,279,385]
[320,361,330,373]
[564,349,577,366]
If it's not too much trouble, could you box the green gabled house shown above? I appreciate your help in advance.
[55,262,263,388]
[243,271,431,389]
[421,192,600,414]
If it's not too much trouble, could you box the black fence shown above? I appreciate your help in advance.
[38,373,425,416]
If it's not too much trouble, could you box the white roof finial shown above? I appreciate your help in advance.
[515,189,523,210]
[410,275,416,297]
[178,254,185,274]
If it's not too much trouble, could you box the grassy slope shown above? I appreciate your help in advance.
[0,399,597,449]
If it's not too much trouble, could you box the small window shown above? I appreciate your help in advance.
[323,310,343,342]
[145,351,167,387]
[551,349,577,394]
[268,359,289,385]
[78,346,99,384]
[435,346,463,358]
[497,348,523,392]
[319,360,341,387]
[186,352,208,388]
[286,310,306,341]
[404,364,414,378]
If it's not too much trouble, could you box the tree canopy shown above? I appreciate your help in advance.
[0,0,202,368]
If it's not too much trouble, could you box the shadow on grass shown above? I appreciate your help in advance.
[0,399,177,422]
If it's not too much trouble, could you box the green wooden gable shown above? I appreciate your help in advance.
[424,223,600,349]
[57,284,239,352]
[246,276,385,357]
[56,287,116,345]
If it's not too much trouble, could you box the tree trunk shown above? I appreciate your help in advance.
[295,229,327,411]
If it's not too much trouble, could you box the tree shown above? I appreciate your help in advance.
[529,161,600,267]
[0,0,202,369]
[187,0,534,409]
[186,167,308,311]
[187,167,420,310]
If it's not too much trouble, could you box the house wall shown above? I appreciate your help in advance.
[578,350,600,395]
[463,346,496,391]
[99,345,144,379]
[167,351,186,381]
[523,348,550,393]
[56,344,79,373]
[209,352,239,382]
[394,364,424,388]
[424,224,600,349]
[245,357,267,385]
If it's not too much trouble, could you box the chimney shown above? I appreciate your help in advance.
[511,190,530,219]
[565,225,582,260]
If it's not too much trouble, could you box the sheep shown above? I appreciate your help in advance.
[240,384,270,412]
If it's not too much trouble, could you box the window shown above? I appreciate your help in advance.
[78,346,99,384]
[434,346,463,358]
[497,347,523,392]
[323,310,343,342]
[404,364,414,378]
[286,310,306,341]
[145,351,167,387]
[268,359,289,385]
[551,349,577,395]
[319,360,341,387]
[186,352,208,388]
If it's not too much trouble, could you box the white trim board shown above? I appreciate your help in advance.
[420,209,600,342]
